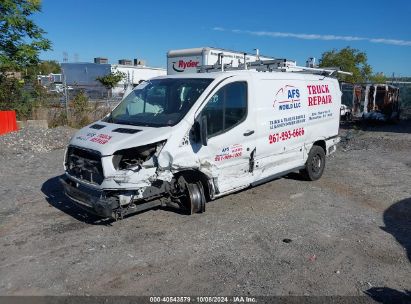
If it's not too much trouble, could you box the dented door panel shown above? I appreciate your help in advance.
[193,77,256,193]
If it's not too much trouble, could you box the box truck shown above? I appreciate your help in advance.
[61,60,343,219]
[167,47,280,75]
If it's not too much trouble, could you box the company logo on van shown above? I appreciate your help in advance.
[75,132,112,145]
[307,84,332,106]
[273,85,301,111]
[172,60,200,72]
[215,144,243,162]
[76,132,96,142]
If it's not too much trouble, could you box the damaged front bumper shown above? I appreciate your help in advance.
[60,176,118,218]
[60,176,163,219]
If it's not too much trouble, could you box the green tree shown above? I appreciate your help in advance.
[28,60,60,75]
[96,71,126,95]
[38,60,60,74]
[70,90,90,127]
[0,0,52,70]
[319,47,372,83]
[24,60,61,81]
[369,72,387,84]
[71,90,89,114]
[0,75,24,109]
[0,0,52,116]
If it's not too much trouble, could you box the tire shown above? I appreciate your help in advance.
[300,145,326,181]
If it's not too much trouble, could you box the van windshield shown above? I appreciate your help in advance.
[104,78,213,127]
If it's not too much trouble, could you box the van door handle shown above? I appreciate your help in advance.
[243,130,254,136]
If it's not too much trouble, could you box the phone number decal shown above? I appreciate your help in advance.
[269,127,305,144]
[214,144,243,162]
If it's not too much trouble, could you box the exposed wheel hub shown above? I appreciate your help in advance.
[185,182,206,214]
[311,154,322,174]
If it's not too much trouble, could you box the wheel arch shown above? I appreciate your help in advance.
[313,140,327,155]
[173,169,213,201]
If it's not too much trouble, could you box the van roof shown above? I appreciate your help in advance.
[153,70,336,82]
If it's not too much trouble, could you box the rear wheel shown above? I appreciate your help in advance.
[300,145,326,181]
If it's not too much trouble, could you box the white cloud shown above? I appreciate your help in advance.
[212,27,411,46]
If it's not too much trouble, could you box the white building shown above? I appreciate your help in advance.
[61,58,166,99]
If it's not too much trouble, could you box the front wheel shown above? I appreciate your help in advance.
[300,145,326,181]
[182,182,206,215]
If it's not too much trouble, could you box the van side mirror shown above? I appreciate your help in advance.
[194,116,208,146]
[200,115,208,146]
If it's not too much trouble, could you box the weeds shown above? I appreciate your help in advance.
[69,90,91,128]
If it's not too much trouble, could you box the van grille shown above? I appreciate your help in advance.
[66,146,104,185]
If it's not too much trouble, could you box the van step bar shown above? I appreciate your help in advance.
[251,166,305,187]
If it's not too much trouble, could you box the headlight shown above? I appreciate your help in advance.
[112,140,166,170]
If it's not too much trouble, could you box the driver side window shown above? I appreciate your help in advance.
[201,82,247,138]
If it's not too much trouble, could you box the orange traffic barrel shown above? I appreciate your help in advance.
[0,110,19,135]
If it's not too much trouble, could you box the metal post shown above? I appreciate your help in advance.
[62,68,69,125]
[254,48,260,61]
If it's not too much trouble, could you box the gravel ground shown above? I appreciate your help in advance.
[0,126,75,157]
[0,122,410,301]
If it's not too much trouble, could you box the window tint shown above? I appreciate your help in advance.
[202,82,247,137]
[225,82,247,130]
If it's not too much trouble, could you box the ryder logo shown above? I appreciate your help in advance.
[172,60,200,73]
[273,85,301,111]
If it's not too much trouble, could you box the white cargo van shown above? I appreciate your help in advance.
[167,47,278,75]
[61,63,342,219]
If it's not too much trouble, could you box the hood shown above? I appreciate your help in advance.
[69,122,172,156]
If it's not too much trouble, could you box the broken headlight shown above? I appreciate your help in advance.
[112,140,166,170]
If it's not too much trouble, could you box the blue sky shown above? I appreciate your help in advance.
[34,0,411,76]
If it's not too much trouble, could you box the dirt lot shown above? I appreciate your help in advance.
[0,121,410,300]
